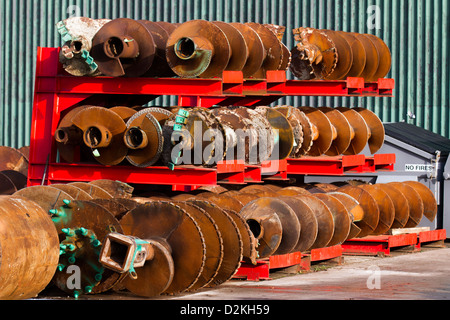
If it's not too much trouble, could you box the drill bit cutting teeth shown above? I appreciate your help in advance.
[124,107,170,167]
[290,27,338,80]
[291,27,391,81]
[255,106,294,160]
[57,17,111,76]
[274,106,305,157]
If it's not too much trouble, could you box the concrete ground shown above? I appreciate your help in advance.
[36,243,450,301]
[168,245,450,300]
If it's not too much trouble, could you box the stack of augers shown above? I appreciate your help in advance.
[289,27,391,81]
[58,17,290,78]
[57,17,391,81]
[55,105,385,167]
[0,178,437,299]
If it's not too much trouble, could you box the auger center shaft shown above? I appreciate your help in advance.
[84,125,112,148]
[104,36,139,59]
[124,127,149,150]
[174,37,197,60]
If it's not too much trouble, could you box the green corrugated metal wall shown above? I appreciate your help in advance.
[1,0,449,148]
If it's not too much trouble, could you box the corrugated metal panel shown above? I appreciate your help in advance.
[1,0,449,148]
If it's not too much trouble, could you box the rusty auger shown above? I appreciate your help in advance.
[0,178,438,299]
[290,27,391,81]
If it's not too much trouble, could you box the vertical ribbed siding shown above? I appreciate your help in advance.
[1,0,449,148]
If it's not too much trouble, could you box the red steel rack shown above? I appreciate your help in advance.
[28,47,396,187]
[233,245,344,281]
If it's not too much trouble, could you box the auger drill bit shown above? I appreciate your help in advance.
[197,190,258,264]
[51,183,94,200]
[99,232,174,297]
[276,186,311,196]
[377,183,410,228]
[264,24,291,71]
[211,106,260,164]
[70,106,128,166]
[120,200,206,295]
[295,194,335,249]
[223,190,259,207]
[245,23,283,78]
[187,199,243,286]
[255,106,294,160]
[338,32,366,78]
[291,27,391,81]
[278,196,318,252]
[337,185,380,238]
[196,192,244,213]
[229,23,265,78]
[359,184,395,235]
[313,193,352,246]
[328,192,364,240]
[0,172,19,195]
[239,197,283,259]
[364,33,391,81]
[124,107,171,167]
[353,107,385,154]
[227,209,259,265]
[298,106,334,156]
[161,107,226,167]
[387,182,424,228]
[166,20,231,78]
[320,29,353,80]
[68,182,113,199]
[403,181,437,222]
[138,20,177,77]
[335,107,371,155]
[90,18,157,77]
[57,17,111,76]
[0,169,27,195]
[210,106,274,165]
[212,21,248,72]
[274,106,305,158]
[13,185,75,213]
[170,201,223,291]
[290,27,337,80]
[55,105,95,163]
[51,199,124,296]
[88,179,134,199]
[317,107,353,156]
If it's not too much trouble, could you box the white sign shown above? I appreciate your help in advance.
[404,164,434,172]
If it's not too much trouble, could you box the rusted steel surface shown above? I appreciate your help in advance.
[54,104,385,169]
[291,27,391,82]
[0,196,60,300]
[0,146,29,176]
[0,178,438,299]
